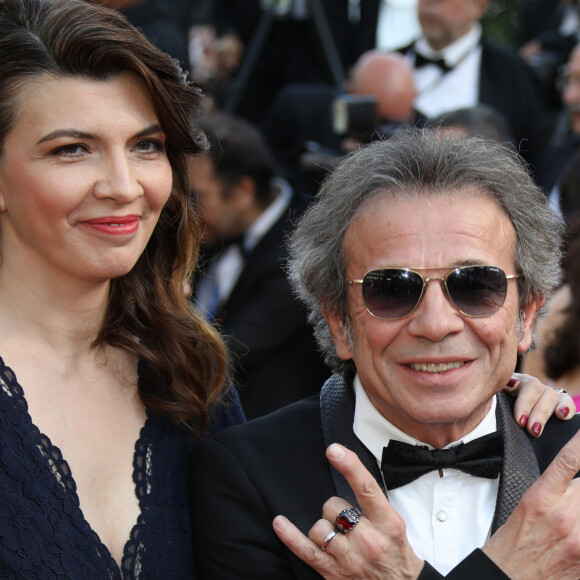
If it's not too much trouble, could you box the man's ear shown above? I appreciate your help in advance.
[322,302,354,362]
[517,295,546,354]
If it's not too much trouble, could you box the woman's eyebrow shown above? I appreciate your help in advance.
[37,128,94,145]
[37,124,163,145]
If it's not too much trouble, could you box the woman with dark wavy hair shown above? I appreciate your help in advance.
[0,0,243,576]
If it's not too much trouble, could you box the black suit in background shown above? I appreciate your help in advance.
[517,0,562,47]
[190,373,580,579]
[516,0,577,61]
[263,37,549,198]
[478,39,550,165]
[208,209,330,420]
[535,133,580,194]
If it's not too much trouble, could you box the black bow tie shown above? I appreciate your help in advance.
[414,52,452,74]
[381,432,503,490]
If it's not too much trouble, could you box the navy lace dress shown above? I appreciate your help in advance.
[0,356,245,579]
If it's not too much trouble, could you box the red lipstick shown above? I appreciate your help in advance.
[82,215,139,235]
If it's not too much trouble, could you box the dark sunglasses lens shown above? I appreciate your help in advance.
[362,270,424,319]
[446,266,508,316]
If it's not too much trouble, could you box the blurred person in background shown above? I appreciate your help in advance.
[261,50,417,204]
[396,0,549,165]
[189,0,423,125]
[428,103,513,142]
[191,113,329,419]
[518,0,578,67]
[521,218,580,407]
[517,0,579,115]
[535,42,580,210]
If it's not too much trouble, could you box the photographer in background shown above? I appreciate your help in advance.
[261,50,417,206]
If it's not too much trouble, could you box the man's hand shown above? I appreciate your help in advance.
[273,444,424,580]
[483,427,580,579]
[505,372,576,437]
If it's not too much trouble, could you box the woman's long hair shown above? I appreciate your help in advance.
[0,0,229,432]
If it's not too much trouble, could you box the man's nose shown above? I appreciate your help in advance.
[407,278,464,341]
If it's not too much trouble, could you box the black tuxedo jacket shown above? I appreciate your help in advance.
[399,38,550,166]
[211,209,330,420]
[478,39,550,166]
[190,373,580,579]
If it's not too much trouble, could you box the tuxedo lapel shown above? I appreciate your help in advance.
[491,392,540,532]
[320,373,386,508]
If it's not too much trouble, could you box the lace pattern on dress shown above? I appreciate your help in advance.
[121,430,152,578]
[0,357,120,578]
[0,355,202,579]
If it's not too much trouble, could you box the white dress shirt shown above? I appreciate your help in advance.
[409,24,482,119]
[353,375,499,575]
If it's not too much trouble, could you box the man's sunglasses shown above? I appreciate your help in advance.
[346,265,522,320]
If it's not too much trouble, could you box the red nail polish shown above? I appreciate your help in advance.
[560,406,570,418]
[519,413,528,427]
[507,378,519,388]
[532,421,542,437]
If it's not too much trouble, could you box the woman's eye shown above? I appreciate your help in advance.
[134,139,165,154]
[52,143,89,158]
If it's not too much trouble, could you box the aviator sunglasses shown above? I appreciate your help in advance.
[346,265,522,320]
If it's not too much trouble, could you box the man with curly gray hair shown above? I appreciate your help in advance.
[191,129,580,580]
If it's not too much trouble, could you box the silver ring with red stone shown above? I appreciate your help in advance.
[334,507,361,534]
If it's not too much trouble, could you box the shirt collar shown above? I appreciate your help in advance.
[243,176,292,254]
[352,373,497,466]
[414,23,482,67]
